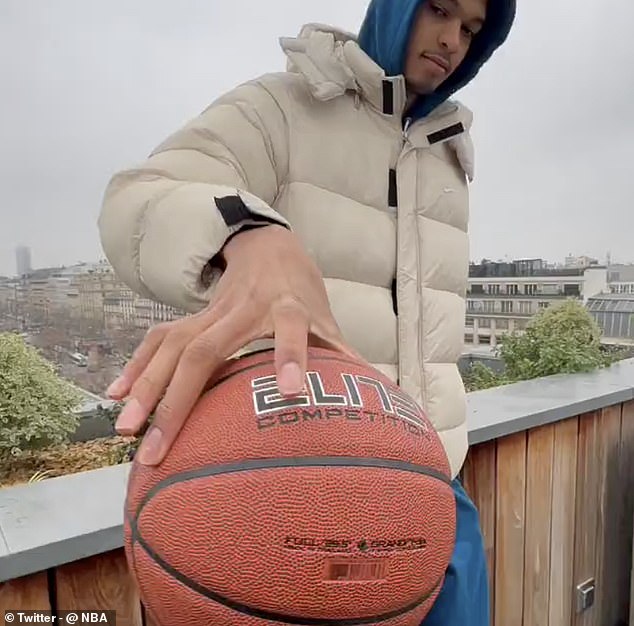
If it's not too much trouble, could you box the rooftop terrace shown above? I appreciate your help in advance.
[1,360,634,625]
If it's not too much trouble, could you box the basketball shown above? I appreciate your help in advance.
[123,347,456,626]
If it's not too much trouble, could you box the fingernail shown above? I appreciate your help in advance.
[136,427,164,466]
[115,398,145,435]
[107,376,127,398]
[278,362,303,396]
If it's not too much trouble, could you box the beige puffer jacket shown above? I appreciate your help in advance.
[98,24,475,478]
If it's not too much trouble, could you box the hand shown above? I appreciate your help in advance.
[106,225,360,466]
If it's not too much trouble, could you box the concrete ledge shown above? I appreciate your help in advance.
[467,357,634,444]
[0,463,130,582]
[1,358,633,583]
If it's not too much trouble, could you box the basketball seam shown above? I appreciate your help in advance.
[134,456,453,519]
[129,517,444,626]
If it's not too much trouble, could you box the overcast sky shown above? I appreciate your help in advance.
[1,0,632,277]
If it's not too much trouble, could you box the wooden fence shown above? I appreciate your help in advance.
[1,400,633,626]
[462,400,634,626]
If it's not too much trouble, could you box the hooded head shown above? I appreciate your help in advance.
[358,0,515,119]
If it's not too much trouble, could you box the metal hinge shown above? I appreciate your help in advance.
[576,578,595,613]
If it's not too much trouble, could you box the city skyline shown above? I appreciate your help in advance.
[4,217,633,280]
[3,247,633,354]
[3,245,631,281]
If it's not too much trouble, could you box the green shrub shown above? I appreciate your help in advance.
[465,300,623,391]
[0,332,83,458]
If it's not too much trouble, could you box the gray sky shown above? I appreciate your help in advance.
[1,0,633,277]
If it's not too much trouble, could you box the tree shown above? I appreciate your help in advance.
[0,332,83,457]
[464,300,623,392]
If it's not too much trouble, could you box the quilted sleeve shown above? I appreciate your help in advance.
[98,78,290,313]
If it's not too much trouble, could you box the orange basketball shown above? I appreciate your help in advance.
[123,347,456,626]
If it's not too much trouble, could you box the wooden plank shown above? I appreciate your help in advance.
[462,440,497,623]
[619,401,634,624]
[0,571,51,611]
[573,411,601,626]
[461,448,475,503]
[548,416,579,626]
[495,431,527,626]
[629,524,634,624]
[593,404,624,625]
[523,424,554,626]
[55,548,142,626]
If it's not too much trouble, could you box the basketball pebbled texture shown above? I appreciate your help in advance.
[124,347,456,625]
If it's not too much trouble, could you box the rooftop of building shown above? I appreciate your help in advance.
[587,293,634,313]
[609,264,634,282]
[469,258,607,279]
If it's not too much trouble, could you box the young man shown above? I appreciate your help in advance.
[99,0,515,623]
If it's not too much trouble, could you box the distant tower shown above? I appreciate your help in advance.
[606,251,611,268]
[15,245,32,277]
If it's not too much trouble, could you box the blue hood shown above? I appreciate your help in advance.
[358,0,516,120]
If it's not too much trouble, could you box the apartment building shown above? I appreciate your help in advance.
[101,266,184,331]
[134,297,183,330]
[565,254,599,269]
[25,268,57,323]
[465,258,608,347]
[0,278,13,312]
[608,264,634,295]
[1,258,187,335]
[1,279,28,325]
[102,270,136,331]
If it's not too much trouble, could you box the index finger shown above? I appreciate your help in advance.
[106,323,171,399]
[271,297,310,397]
[134,311,256,466]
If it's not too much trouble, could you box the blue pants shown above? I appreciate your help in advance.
[421,479,489,626]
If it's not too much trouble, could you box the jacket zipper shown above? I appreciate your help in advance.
[403,117,413,145]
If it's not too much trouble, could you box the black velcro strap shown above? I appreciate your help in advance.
[215,195,253,227]
[427,122,465,145]
[382,80,394,115]
[215,194,287,232]
[391,278,398,315]
[388,169,398,208]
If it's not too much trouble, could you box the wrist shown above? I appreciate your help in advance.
[221,224,281,263]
